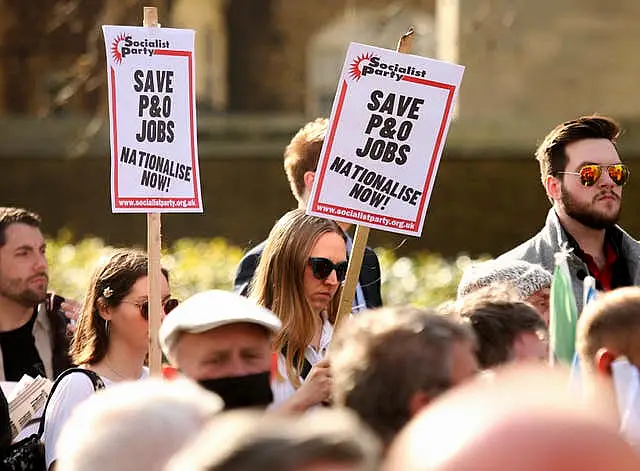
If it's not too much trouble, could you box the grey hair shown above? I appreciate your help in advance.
[55,379,223,471]
[458,259,552,300]
[165,409,381,471]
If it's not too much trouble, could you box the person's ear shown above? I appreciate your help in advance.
[595,348,616,376]
[545,174,562,202]
[96,298,113,321]
[408,390,432,417]
[303,171,316,192]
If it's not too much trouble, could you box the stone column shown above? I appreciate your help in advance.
[170,0,228,111]
[437,0,640,150]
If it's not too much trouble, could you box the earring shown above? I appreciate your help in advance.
[105,319,110,337]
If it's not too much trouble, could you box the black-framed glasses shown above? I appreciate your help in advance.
[122,298,179,320]
[557,164,630,187]
[308,257,348,282]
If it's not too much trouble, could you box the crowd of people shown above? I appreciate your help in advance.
[1,113,640,470]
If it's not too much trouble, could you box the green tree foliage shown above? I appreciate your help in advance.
[377,249,484,307]
[46,234,486,308]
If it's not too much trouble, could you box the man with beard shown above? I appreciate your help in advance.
[0,207,72,381]
[498,116,640,311]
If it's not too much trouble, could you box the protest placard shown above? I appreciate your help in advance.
[102,24,202,213]
[101,7,189,376]
[307,42,464,237]
[6,375,51,440]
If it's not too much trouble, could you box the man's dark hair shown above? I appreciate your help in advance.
[457,291,546,369]
[0,207,42,247]
[330,306,476,448]
[535,115,621,187]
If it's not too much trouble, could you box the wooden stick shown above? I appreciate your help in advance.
[147,213,162,376]
[143,6,159,28]
[335,225,371,329]
[144,6,163,377]
[396,27,415,54]
[334,28,415,331]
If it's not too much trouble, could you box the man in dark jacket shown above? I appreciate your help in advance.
[498,116,640,312]
[0,207,72,381]
[234,118,383,311]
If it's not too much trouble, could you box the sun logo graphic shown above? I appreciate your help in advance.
[348,53,374,81]
[110,33,129,65]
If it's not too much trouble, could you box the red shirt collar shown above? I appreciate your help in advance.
[576,240,618,291]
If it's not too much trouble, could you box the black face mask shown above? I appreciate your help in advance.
[197,371,273,410]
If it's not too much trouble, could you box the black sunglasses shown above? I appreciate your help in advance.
[123,298,179,320]
[308,257,348,282]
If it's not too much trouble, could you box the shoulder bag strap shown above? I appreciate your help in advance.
[36,368,105,437]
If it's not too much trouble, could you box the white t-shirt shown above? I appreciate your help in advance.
[42,367,148,468]
[613,359,640,451]
[271,319,333,406]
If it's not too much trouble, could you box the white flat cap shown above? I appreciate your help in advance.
[159,290,281,362]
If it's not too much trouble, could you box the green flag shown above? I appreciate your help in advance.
[549,252,579,365]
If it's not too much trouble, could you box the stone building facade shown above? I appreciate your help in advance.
[1,0,639,257]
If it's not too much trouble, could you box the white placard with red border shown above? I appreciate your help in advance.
[306,42,464,236]
[102,25,202,213]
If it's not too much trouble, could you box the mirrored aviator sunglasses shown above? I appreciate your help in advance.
[308,257,349,282]
[139,298,179,320]
[563,164,631,187]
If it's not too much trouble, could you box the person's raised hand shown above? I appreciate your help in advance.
[61,299,81,335]
[277,359,332,414]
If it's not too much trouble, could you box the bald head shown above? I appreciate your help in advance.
[386,365,639,471]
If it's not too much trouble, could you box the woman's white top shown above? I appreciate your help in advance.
[42,367,149,468]
[271,318,333,406]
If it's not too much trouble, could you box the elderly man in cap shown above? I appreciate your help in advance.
[160,290,281,410]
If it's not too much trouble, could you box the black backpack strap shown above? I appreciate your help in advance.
[281,344,313,381]
[45,293,74,377]
[36,368,105,437]
[45,293,65,318]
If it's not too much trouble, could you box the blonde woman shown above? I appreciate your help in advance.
[250,209,347,411]
[42,249,176,470]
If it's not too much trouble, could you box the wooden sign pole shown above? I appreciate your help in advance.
[143,6,163,377]
[334,28,415,331]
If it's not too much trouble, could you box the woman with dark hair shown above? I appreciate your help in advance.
[250,209,347,411]
[42,249,176,470]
